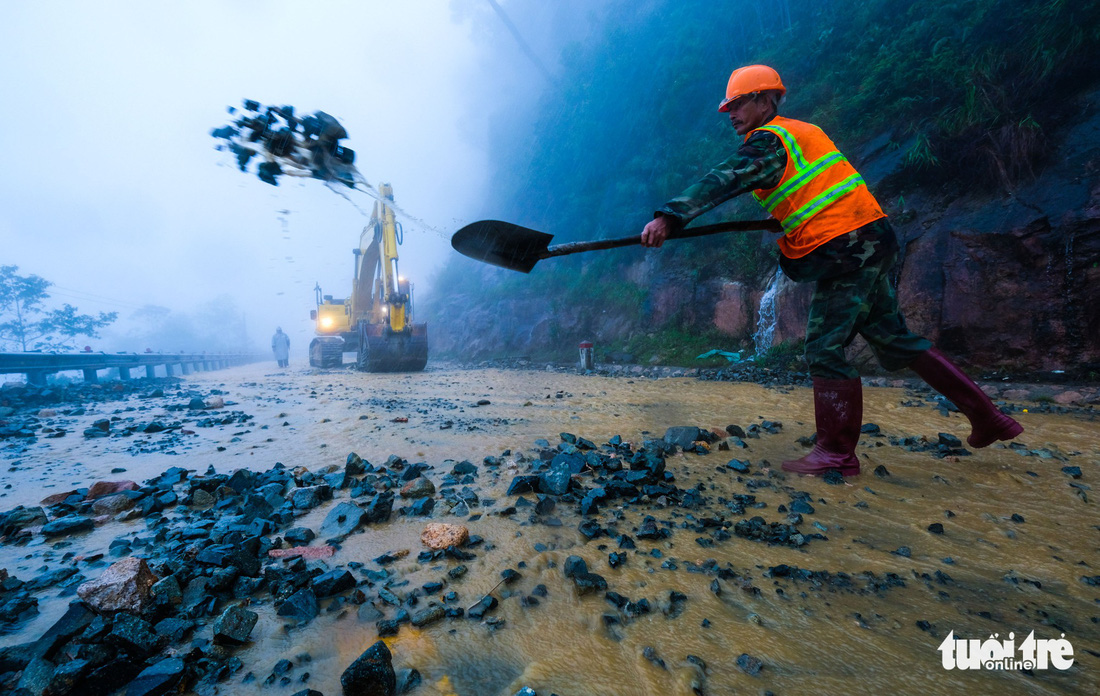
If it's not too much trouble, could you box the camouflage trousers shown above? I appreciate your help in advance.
[804,252,932,379]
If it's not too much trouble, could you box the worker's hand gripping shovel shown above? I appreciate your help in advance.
[450,219,782,273]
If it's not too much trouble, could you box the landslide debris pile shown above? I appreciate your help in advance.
[0,416,1094,695]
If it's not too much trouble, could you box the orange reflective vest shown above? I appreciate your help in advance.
[749,116,885,259]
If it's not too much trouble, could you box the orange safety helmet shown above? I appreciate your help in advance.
[718,65,786,112]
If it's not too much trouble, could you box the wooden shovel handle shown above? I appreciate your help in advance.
[541,219,781,259]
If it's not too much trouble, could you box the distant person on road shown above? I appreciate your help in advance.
[271,327,290,368]
[641,64,1022,477]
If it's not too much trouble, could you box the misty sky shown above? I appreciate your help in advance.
[0,0,576,354]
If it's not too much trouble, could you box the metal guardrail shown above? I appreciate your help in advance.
[0,352,267,385]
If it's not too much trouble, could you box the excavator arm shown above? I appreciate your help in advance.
[308,183,428,372]
[351,183,427,372]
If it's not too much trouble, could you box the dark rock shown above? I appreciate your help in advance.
[109,613,161,657]
[937,432,963,448]
[664,426,703,450]
[47,657,88,694]
[736,653,763,676]
[407,498,434,516]
[346,452,366,475]
[213,604,258,645]
[507,475,540,496]
[467,595,498,619]
[27,600,93,660]
[538,462,572,496]
[277,587,319,624]
[410,605,444,627]
[124,655,187,694]
[340,641,396,696]
[285,527,316,544]
[927,523,945,535]
[1062,466,1082,479]
[313,570,356,597]
[726,459,750,473]
[563,556,588,579]
[822,470,845,485]
[573,572,607,596]
[396,668,421,694]
[321,502,366,538]
[154,617,195,642]
[290,485,332,510]
[364,492,394,524]
[41,515,94,537]
[16,656,54,696]
[790,499,815,515]
[873,465,890,478]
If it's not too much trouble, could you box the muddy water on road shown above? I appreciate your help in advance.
[1,363,1097,695]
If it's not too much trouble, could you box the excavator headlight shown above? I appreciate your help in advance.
[320,316,335,329]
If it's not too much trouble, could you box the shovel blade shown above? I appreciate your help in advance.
[451,220,554,273]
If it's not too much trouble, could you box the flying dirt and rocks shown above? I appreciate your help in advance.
[0,362,1096,696]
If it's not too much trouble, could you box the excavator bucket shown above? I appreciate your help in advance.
[357,322,428,372]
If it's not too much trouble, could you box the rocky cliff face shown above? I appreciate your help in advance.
[430,93,1100,374]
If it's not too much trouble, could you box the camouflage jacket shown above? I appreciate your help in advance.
[656,126,896,282]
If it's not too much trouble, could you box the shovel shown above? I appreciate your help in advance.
[451,218,782,273]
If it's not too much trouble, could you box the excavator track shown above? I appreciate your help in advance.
[308,336,345,368]
[357,323,428,372]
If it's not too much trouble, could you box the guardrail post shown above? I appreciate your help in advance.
[145,364,156,379]
[181,362,192,375]
[83,368,99,384]
[119,367,131,380]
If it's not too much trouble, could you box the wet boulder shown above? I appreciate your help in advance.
[346,452,367,475]
[663,426,704,450]
[364,492,394,524]
[341,639,397,696]
[42,514,94,537]
[289,484,332,510]
[538,462,572,496]
[563,556,588,579]
[400,476,436,499]
[312,569,356,597]
[506,475,540,496]
[92,493,138,516]
[109,613,162,657]
[407,498,435,516]
[77,557,159,614]
[86,480,139,499]
[321,502,367,538]
[278,587,320,624]
[0,506,48,536]
[124,657,186,696]
[572,572,608,596]
[213,604,259,645]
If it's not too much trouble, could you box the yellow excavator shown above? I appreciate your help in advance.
[308,183,428,371]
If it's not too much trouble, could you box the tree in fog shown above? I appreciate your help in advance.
[125,297,250,353]
[0,265,118,351]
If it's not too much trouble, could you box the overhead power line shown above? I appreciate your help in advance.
[486,0,556,85]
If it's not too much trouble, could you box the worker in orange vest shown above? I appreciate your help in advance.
[642,65,1022,476]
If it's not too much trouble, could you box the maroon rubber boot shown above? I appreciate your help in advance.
[783,377,863,476]
[909,347,1023,448]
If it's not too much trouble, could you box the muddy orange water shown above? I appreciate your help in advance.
[1,363,1097,695]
